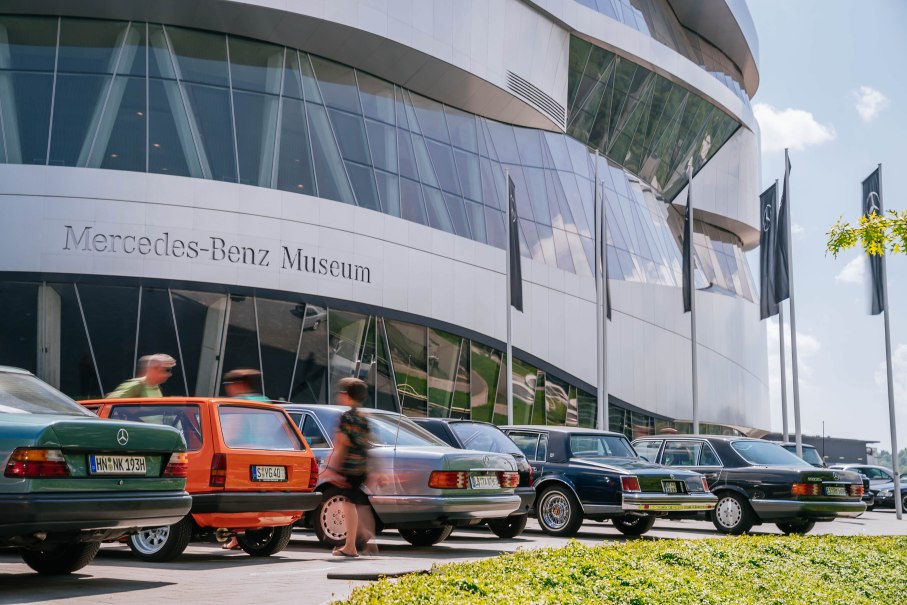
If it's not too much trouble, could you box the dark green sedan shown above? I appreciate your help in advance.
[0,366,192,574]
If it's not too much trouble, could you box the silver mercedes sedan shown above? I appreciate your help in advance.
[281,404,521,547]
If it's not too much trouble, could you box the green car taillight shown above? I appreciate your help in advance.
[163,452,190,478]
[4,448,70,478]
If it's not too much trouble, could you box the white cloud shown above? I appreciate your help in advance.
[767,319,821,392]
[753,103,836,152]
[854,86,889,122]
[791,223,805,236]
[876,344,907,406]
[835,256,866,285]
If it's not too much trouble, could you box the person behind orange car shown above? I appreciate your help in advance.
[107,354,175,398]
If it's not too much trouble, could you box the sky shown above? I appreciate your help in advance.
[746,0,907,454]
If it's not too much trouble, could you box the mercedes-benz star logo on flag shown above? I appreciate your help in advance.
[866,191,881,215]
[762,204,772,232]
[117,428,129,446]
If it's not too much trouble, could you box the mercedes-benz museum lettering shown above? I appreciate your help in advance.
[0,0,768,437]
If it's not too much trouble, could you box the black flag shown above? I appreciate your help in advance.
[759,184,779,319]
[774,153,791,303]
[508,176,523,312]
[862,167,884,315]
[681,171,694,313]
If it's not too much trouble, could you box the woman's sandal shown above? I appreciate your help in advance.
[332,547,359,558]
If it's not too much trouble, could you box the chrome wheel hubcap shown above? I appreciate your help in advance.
[131,526,170,554]
[541,492,570,530]
[716,497,742,528]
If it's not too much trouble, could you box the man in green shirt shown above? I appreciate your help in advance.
[107,354,176,398]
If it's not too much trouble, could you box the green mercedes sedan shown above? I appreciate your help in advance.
[0,366,192,574]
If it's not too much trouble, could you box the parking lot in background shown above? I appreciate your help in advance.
[1,510,904,605]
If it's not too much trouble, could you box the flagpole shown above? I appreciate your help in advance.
[778,304,790,442]
[774,177,790,443]
[877,163,902,520]
[594,154,605,431]
[782,148,803,457]
[687,167,699,435]
[601,179,610,432]
[504,168,514,426]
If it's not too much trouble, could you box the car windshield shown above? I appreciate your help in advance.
[450,423,522,455]
[797,447,824,466]
[569,434,637,459]
[219,405,303,450]
[0,371,92,416]
[732,441,805,465]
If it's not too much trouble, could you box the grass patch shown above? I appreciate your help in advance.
[335,536,907,604]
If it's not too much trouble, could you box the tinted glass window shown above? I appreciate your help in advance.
[219,405,303,450]
[508,432,540,460]
[798,447,824,467]
[110,404,202,450]
[633,439,662,463]
[699,443,721,466]
[569,434,635,458]
[365,413,446,447]
[538,434,549,461]
[663,440,701,466]
[731,440,804,466]
[301,414,330,448]
[0,372,91,416]
[450,423,521,455]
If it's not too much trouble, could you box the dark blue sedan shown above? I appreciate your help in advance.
[501,426,717,537]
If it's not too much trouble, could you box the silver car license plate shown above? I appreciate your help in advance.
[470,475,500,489]
[252,465,287,482]
[89,455,147,475]
[825,485,847,496]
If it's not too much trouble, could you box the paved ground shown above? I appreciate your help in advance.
[2,510,904,605]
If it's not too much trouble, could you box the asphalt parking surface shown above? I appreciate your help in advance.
[2,510,905,605]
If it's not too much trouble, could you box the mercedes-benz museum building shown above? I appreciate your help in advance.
[0,0,768,436]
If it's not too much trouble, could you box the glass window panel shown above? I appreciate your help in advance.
[565,136,592,179]
[448,338,471,419]
[234,90,279,187]
[411,133,439,188]
[218,296,260,396]
[298,53,322,103]
[543,132,572,170]
[306,101,355,204]
[184,83,237,182]
[50,284,98,399]
[148,78,201,178]
[93,76,146,172]
[0,72,50,164]
[58,18,127,75]
[0,282,39,373]
[530,371,546,424]
[566,230,592,275]
[397,127,418,181]
[465,200,486,244]
[372,318,398,411]
[385,320,428,417]
[375,169,400,218]
[443,192,471,238]
[356,317,380,409]
[49,74,111,167]
[427,328,463,418]
[365,119,396,173]
[329,108,371,165]
[309,56,360,113]
[444,106,477,152]
[453,149,481,201]
[479,157,503,210]
[357,71,395,124]
[425,139,460,195]
[228,36,283,94]
[523,167,550,226]
[520,219,544,262]
[290,304,328,403]
[409,93,449,143]
[400,176,427,225]
[276,97,315,194]
[469,342,501,423]
[505,166,535,221]
[552,228,576,272]
[328,309,368,397]
[0,15,58,72]
[77,284,138,397]
[486,121,520,164]
[136,287,186,397]
[565,385,579,427]
[514,128,543,167]
[281,50,304,100]
[535,223,558,266]
[423,186,454,234]
[484,207,506,249]
[170,290,227,397]
[166,26,229,87]
[545,374,571,425]
[510,358,539,425]
[256,298,305,400]
[148,24,176,80]
[346,161,381,211]
[576,387,596,428]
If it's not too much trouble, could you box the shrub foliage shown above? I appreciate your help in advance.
[336,536,907,605]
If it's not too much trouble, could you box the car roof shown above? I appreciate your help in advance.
[775,441,818,449]
[634,435,760,443]
[0,366,32,375]
[81,397,284,410]
[278,403,401,417]
[413,418,497,427]
[503,425,625,437]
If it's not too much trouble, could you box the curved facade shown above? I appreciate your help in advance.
[0,1,768,437]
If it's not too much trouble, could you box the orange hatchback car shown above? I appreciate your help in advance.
[83,398,321,561]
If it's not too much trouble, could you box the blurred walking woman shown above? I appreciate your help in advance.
[329,377,374,557]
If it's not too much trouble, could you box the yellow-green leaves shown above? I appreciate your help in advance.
[827,210,907,257]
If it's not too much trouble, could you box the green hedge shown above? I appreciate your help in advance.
[336,536,907,604]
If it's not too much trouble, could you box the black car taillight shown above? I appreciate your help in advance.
[209,453,227,487]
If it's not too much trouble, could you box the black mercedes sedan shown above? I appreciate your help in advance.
[413,418,534,538]
[501,426,717,537]
[632,435,867,535]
